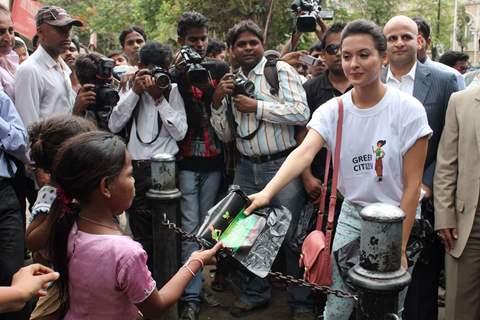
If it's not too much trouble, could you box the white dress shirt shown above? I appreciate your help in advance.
[108,83,187,160]
[386,62,417,95]
[14,45,76,127]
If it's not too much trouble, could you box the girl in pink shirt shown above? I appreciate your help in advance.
[46,131,222,319]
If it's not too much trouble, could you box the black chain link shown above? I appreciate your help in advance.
[159,213,358,301]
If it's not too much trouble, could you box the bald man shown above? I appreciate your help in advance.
[381,15,459,320]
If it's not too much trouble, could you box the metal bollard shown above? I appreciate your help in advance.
[146,153,181,320]
[348,203,411,320]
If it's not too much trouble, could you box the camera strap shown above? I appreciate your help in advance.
[133,96,163,145]
[226,59,279,141]
[226,95,263,141]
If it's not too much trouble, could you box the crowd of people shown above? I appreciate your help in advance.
[0,3,478,320]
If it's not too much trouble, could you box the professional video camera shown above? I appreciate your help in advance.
[291,0,334,32]
[150,67,171,90]
[232,75,255,98]
[92,57,120,110]
[178,45,210,87]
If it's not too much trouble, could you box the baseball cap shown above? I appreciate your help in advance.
[35,6,84,28]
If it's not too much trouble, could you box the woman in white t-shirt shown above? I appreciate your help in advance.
[245,20,432,319]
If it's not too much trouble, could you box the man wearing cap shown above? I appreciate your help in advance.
[14,6,83,127]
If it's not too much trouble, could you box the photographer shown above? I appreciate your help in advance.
[108,41,187,277]
[73,53,118,130]
[280,0,328,57]
[170,11,229,320]
[210,20,311,319]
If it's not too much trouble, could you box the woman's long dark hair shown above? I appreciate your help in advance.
[47,131,127,314]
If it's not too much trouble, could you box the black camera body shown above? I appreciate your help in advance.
[150,67,171,90]
[179,45,210,87]
[291,0,333,32]
[93,57,120,110]
[232,76,255,98]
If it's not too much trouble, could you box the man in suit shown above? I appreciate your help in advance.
[382,15,458,320]
[434,86,480,320]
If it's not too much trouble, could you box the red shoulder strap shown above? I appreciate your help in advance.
[327,97,343,230]
[315,97,343,231]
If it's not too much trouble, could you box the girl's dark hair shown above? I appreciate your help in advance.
[341,19,387,55]
[226,20,264,48]
[29,115,97,173]
[47,131,127,314]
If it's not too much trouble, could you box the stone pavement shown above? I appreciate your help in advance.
[198,267,446,320]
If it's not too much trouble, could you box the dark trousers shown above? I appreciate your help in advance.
[0,179,31,320]
[403,199,443,320]
[127,162,154,274]
[231,157,312,311]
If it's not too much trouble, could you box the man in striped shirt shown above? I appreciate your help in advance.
[211,20,312,319]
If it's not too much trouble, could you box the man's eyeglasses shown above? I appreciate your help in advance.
[325,44,340,55]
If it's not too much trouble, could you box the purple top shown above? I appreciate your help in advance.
[65,223,156,320]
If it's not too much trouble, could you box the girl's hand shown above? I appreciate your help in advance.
[190,241,224,265]
[244,191,272,215]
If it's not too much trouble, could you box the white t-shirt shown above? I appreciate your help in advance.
[307,86,432,207]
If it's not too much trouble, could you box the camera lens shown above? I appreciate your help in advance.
[155,73,171,90]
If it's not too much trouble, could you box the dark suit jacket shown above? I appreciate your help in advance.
[382,62,459,189]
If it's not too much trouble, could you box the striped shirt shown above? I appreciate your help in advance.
[210,57,309,157]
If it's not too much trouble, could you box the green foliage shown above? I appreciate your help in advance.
[44,0,460,55]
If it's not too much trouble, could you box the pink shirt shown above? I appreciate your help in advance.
[65,224,156,320]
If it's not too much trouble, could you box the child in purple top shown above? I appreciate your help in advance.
[47,131,222,319]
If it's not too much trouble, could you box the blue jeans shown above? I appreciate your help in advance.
[324,200,419,320]
[179,169,222,303]
[231,156,312,311]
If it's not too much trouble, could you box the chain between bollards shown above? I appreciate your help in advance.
[159,212,359,302]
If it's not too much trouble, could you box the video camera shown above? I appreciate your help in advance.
[291,0,334,33]
[178,45,210,87]
[92,57,120,110]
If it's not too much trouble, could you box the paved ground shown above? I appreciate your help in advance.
[198,267,446,320]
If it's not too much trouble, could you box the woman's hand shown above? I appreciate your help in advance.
[401,252,408,270]
[190,241,224,265]
[244,191,272,215]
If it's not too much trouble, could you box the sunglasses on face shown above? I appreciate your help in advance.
[325,43,340,55]
[0,27,14,36]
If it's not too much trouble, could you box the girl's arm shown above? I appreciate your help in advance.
[136,242,223,318]
[26,213,51,252]
[245,128,325,214]
[400,136,428,268]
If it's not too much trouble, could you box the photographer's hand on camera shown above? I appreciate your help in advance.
[314,15,327,40]
[73,84,96,116]
[281,50,308,67]
[144,74,165,103]
[212,73,235,108]
[132,69,150,95]
[233,94,257,113]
